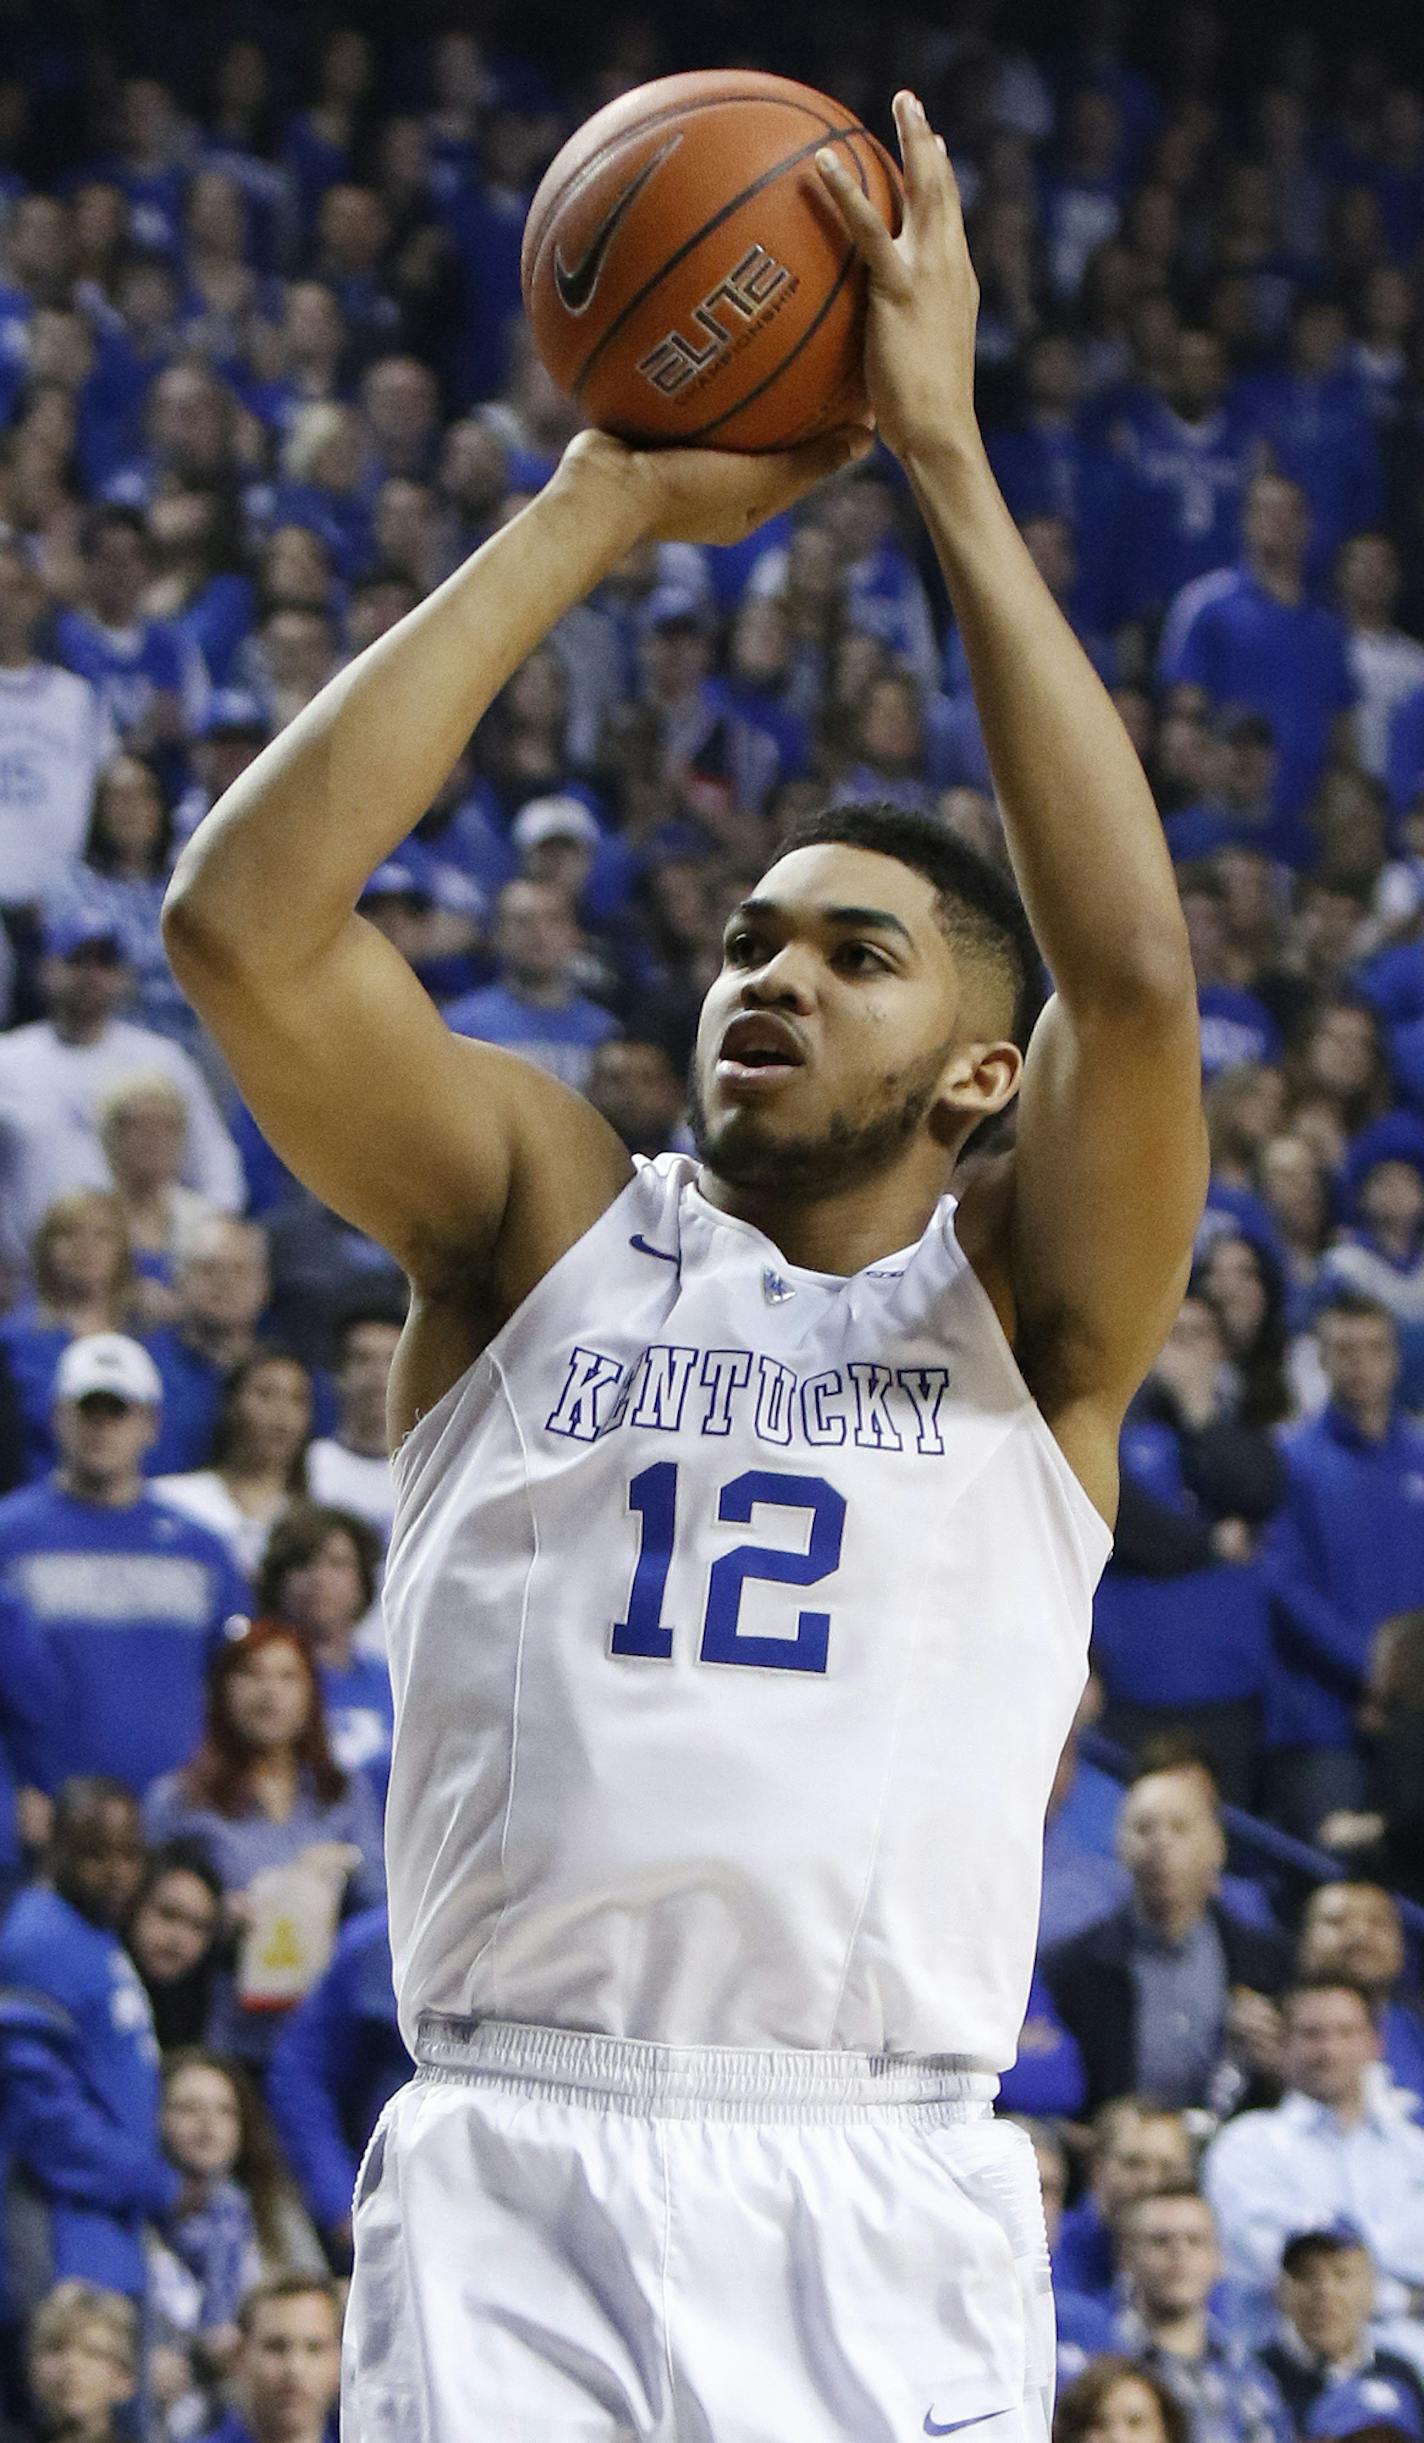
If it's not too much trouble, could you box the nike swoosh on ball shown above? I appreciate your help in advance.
[552,134,683,314]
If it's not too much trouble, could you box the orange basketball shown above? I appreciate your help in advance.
[520,69,902,453]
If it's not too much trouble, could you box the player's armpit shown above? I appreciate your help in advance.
[164,903,633,1304]
[976,987,1207,1517]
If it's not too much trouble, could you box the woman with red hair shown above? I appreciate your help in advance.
[143,1620,384,2061]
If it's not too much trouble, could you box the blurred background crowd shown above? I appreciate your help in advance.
[3,0,1424,2435]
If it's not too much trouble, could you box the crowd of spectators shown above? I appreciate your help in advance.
[2,0,1424,2434]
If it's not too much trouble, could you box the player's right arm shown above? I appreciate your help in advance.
[163,429,867,1346]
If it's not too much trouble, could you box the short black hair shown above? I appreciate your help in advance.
[1281,2228,1370,2277]
[773,800,1044,1052]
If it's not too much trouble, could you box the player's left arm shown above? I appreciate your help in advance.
[822,99,1207,1519]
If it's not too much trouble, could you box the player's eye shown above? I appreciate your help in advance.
[833,942,888,974]
[724,930,764,964]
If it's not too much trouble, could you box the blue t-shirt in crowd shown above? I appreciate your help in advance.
[0,1882,179,2298]
[143,1329,228,1475]
[170,572,259,691]
[986,419,1130,627]
[1056,2287,1118,2389]
[318,1652,394,1813]
[1263,1402,1424,1748]
[1093,1560,1275,1709]
[444,981,618,1094]
[1237,365,1384,579]
[0,1484,249,1795]
[1111,397,1261,616]
[997,1966,1088,2119]
[1197,985,1282,1078]
[1159,568,1355,835]
[52,605,203,741]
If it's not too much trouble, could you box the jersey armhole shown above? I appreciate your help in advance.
[945,1210,1115,1581]
[389,1157,684,1487]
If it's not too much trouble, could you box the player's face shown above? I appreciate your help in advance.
[690,845,1016,1201]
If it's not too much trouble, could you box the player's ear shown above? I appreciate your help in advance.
[928,1039,1022,1140]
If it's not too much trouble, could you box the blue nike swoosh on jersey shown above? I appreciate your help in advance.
[924,2413,1011,2437]
[629,1234,679,1264]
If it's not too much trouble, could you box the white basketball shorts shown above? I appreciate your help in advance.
[342,2015,1056,2443]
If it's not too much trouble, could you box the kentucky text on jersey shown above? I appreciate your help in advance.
[546,1342,954,1454]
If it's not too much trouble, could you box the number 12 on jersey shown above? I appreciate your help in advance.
[612,1463,846,1674]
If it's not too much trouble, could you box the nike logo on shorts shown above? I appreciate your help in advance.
[553,135,683,314]
[629,1234,679,1264]
[924,2412,1010,2437]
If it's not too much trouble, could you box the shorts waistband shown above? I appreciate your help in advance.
[413,2015,998,2124]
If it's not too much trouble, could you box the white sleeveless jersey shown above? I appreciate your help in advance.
[382,1154,1111,2064]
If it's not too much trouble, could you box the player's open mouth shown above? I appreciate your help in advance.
[716,1011,806,1088]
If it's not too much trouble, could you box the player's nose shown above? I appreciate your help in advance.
[740,945,816,1011]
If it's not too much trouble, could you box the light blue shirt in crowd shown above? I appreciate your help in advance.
[1203,2071,1424,2338]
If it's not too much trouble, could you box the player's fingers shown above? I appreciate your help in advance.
[894,91,961,231]
[815,150,905,287]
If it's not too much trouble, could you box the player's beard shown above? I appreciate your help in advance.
[687,1038,950,1202]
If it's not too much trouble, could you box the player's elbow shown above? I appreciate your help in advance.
[1071,924,1198,1032]
[161,867,236,986]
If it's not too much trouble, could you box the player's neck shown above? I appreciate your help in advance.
[697,1162,951,1278]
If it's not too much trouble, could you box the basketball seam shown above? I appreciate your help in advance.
[568,117,864,402]
[672,137,874,448]
[522,90,847,280]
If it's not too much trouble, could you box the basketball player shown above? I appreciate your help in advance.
[164,94,1205,2443]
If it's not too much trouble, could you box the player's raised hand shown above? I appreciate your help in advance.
[816,90,980,464]
[556,422,874,547]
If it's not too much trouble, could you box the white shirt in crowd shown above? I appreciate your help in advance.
[1353,630,1424,780]
[0,663,117,906]
[0,1016,244,1268]
[151,1470,289,1582]
[306,1436,397,1539]
[1203,2067,1424,2345]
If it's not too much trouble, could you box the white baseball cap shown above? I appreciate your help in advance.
[54,1333,163,1409]
[510,795,601,854]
